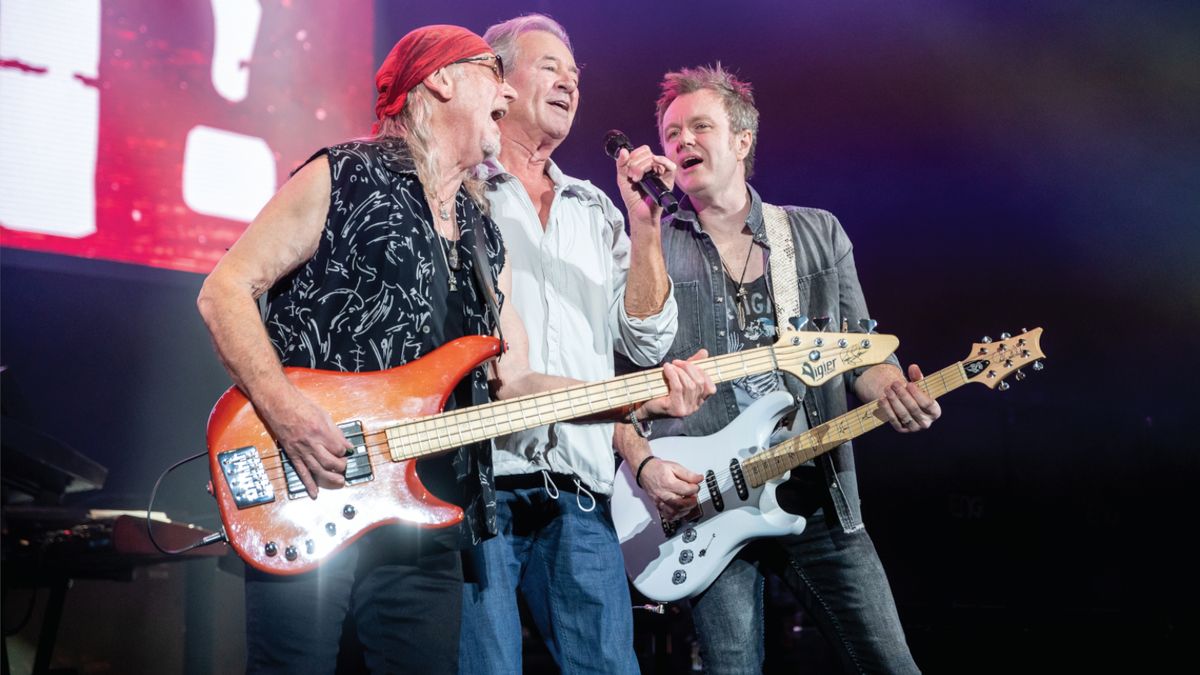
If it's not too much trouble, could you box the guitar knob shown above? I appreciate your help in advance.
[672,570,687,585]
[1014,369,1027,381]
[284,545,298,561]
[998,381,1011,391]
[679,550,694,564]
[682,528,697,543]
[264,541,278,557]
[305,539,315,554]
[343,504,356,519]
[325,522,337,536]
[1032,360,1044,371]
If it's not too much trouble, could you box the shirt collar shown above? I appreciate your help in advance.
[374,137,420,176]
[479,155,595,199]
[671,184,767,243]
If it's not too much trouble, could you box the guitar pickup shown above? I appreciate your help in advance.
[280,421,373,499]
[705,470,724,512]
[218,446,275,509]
[730,459,749,500]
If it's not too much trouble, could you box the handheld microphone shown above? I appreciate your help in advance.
[603,130,679,214]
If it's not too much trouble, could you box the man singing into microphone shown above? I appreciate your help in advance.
[459,14,714,674]
[616,64,940,673]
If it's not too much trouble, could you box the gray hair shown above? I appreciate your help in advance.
[483,13,572,69]
[656,63,760,178]
[375,68,488,209]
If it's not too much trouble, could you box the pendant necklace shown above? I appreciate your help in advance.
[719,237,757,332]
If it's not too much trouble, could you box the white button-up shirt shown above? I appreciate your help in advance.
[482,158,678,494]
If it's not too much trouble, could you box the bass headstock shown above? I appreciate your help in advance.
[960,327,1046,390]
[772,316,899,387]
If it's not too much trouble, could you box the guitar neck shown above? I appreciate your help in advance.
[390,345,787,462]
[741,362,969,487]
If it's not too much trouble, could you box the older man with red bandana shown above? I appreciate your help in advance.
[199,25,515,673]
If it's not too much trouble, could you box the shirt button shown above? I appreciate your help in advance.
[712,265,719,272]
[718,330,725,337]
[423,326,430,334]
[831,482,839,490]
[716,296,724,303]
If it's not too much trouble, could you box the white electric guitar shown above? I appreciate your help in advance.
[612,328,1045,602]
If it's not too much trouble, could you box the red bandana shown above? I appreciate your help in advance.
[372,25,491,133]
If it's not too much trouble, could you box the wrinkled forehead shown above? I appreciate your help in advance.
[515,30,578,72]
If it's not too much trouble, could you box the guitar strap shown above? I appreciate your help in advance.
[469,207,505,351]
[760,203,802,328]
[760,202,806,428]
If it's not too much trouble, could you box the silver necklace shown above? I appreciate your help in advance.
[429,194,461,291]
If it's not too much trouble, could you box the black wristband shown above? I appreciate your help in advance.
[635,455,657,489]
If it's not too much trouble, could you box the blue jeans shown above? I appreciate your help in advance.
[459,477,640,675]
[690,510,919,674]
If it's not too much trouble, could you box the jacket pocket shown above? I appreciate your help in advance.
[666,280,703,361]
[795,267,839,325]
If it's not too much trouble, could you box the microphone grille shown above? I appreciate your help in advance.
[603,130,630,159]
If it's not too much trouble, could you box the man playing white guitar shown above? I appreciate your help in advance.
[614,64,941,674]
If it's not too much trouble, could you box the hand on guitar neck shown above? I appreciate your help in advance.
[855,362,943,433]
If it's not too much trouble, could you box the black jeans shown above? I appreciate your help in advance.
[244,525,463,675]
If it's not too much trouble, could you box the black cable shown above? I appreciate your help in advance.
[2,588,38,637]
[145,450,226,554]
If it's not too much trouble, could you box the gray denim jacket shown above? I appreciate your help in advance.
[650,185,900,533]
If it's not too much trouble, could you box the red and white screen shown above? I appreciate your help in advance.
[1,0,374,273]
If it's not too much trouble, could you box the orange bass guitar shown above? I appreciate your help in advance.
[207,326,898,575]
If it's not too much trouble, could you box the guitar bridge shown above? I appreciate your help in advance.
[280,421,373,499]
[218,446,275,509]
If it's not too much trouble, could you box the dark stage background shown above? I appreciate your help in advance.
[2,1,1197,673]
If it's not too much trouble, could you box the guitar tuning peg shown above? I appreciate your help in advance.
[981,335,993,344]
[858,318,878,334]
[1032,360,1044,371]
[811,316,830,332]
[1014,369,1027,381]
[841,317,849,332]
[998,380,1011,391]
[1021,327,1029,333]
[789,315,809,331]
[1000,332,1012,340]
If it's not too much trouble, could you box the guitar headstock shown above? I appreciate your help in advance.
[960,327,1046,390]
[772,323,899,387]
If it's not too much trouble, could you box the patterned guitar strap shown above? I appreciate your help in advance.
[761,202,824,427]
[760,203,801,327]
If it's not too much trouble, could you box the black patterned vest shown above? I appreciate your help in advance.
[264,138,503,547]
